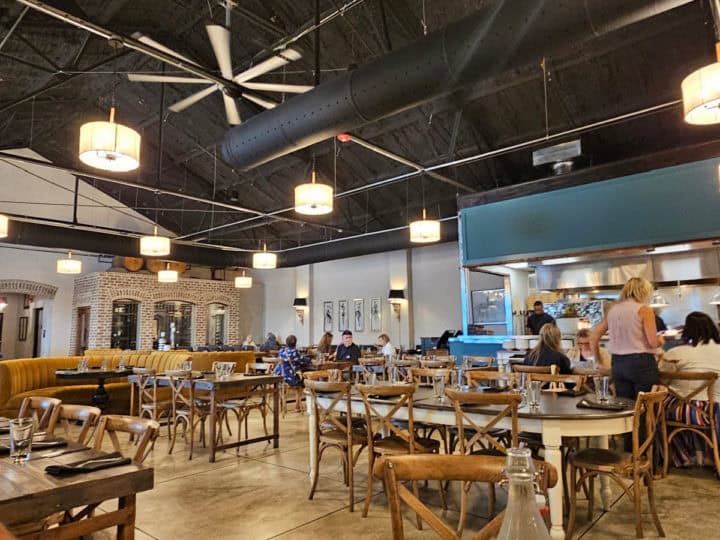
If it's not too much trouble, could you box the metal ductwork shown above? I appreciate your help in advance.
[222,0,694,171]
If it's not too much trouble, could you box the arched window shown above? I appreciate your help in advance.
[111,300,139,350]
[154,301,194,350]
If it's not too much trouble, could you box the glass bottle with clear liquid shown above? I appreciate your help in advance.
[496,447,551,540]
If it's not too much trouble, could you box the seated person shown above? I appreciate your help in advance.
[273,335,310,412]
[523,323,571,374]
[261,332,279,352]
[377,333,395,358]
[567,329,611,373]
[316,331,334,356]
[331,330,361,364]
[241,334,257,351]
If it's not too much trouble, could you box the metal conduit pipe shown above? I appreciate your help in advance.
[221,0,694,170]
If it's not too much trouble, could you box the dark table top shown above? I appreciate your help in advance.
[55,368,134,380]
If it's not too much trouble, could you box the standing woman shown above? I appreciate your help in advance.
[591,277,663,399]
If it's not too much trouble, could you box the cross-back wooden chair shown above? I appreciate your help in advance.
[356,357,387,384]
[18,396,61,430]
[245,362,272,374]
[511,364,553,375]
[356,383,444,525]
[390,359,420,383]
[306,380,367,512]
[420,358,455,369]
[465,370,517,392]
[445,388,522,532]
[408,367,454,387]
[527,372,586,391]
[132,367,173,438]
[462,355,495,367]
[303,369,331,381]
[166,369,211,460]
[47,404,101,445]
[217,375,270,448]
[94,414,160,464]
[374,454,558,540]
[566,387,667,540]
[660,370,719,477]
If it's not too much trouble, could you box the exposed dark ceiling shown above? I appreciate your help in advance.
[0,0,719,265]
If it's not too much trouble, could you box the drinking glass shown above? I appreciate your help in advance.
[10,418,34,463]
[214,363,223,378]
[593,376,603,402]
[182,360,193,372]
[456,366,465,389]
[77,358,88,372]
[600,376,610,403]
[100,357,108,371]
[368,372,378,385]
[117,356,127,370]
[527,381,542,408]
[518,372,527,392]
[432,375,446,401]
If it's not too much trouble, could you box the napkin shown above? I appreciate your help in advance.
[0,439,67,455]
[45,451,131,476]
[576,398,628,411]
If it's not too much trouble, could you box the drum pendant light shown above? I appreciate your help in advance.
[0,214,8,238]
[79,107,141,171]
[294,169,333,215]
[234,269,253,288]
[409,208,441,243]
[158,262,178,283]
[253,243,277,269]
[683,42,720,125]
[140,225,171,257]
[56,251,82,274]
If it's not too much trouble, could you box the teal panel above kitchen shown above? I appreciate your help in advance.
[460,157,720,266]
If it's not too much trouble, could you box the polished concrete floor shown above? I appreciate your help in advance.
[94,410,719,540]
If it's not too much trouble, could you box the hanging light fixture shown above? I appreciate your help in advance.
[710,290,720,305]
[649,289,669,308]
[0,297,7,311]
[0,214,8,238]
[79,107,141,171]
[158,262,178,283]
[295,169,333,215]
[253,243,277,269]
[234,269,253,288]
[140,225,171,257]
[56,251,82,274]
[409,208,441,243]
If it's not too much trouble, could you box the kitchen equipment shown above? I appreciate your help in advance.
[556,317,581,335]
[502,340,515,351]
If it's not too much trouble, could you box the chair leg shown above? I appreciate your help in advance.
[488,482,496,516]
[646,472,665,537]
[412,480,423,530]
[438,479,447,511]
[457,481,470,535]
[308,443,322,501]
[565,464,578,540]
[347,445,355,512]
[363,452,375,518]
[633,475,643,538]
[587,475,595,522]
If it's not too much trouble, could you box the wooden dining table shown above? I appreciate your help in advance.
[128,372,282,462]
[308,385,634,539]
[0,442,153,539]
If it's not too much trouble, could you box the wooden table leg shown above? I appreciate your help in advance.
[117,494,136,540]
[209,388,217,463]
[273,382,280,449]
[542,424,565,540]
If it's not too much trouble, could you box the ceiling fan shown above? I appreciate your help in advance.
[127,24,312,125]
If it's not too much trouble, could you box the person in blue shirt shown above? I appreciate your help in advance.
[274,335,309,412]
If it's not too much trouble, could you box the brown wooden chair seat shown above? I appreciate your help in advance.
[511,364,552,374]
[570,447,649,472]
[372,435,440,455]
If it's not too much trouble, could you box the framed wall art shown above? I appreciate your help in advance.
[370,298,381,332]
[323,301,334,332]
[18,316,28,341]
[353,298,364,332]
[338,299,348,332]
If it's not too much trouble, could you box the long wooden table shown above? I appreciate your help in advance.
[128,372,282,462]
[309,386,634,540]
[0,443,153,539]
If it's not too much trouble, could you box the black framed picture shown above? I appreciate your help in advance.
[18,316,28,341]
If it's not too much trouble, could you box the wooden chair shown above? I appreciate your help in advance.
[217,378,270,448]
[355,357,386,384]
[527,372,586,391]
[462,355,495,367]
[445,388,521,532]
[566,387,667,539]
[18,396,61,430]
[245,362,271,374]
[303,370,331,381]
[94,414,160,464]
[465,370,517,390]
[420,358,455,369]
[47,404,101,445]
[167,370,211,460]
[407,368,454,453]
[660,370,719,477]
[356,383,444,523]
[511,364,552,375]
[374,454,558,540]
[389,359,420,383]
[306,380,367,512]
[132,367,173,438]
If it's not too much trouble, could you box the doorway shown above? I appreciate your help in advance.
[76,307,90,355]
[32,307,43,357]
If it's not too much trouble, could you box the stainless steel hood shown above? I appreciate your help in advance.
[535,249,720,290]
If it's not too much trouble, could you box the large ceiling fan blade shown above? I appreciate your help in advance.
[206,24,234,80]
[233,48,303,84]
[240,82,314,94]
[131,32,200,67]
[223,95,242,125]
[168,85,218,113]
[127,74,208,84]
[241,93,278,110]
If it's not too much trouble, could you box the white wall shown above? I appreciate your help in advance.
[0,245,109,357]
[256,242,463,350]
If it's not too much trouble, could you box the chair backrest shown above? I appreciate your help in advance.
[420,358,455,369]
[445,388,521,454]
[408,367,453,387]
[18,396,62,430]
[166,369,196,411]
[132,367,159,408]
[356,383,422,452]
[303,370,331,381]
[511,364,552,374]
[373,454,558,540]
[660,370,717,444]
[245,362,271,374]
[390,359,420,383]
[632,387,668,463]
[305,380,353,440]
[465,370,516,389]
[359,358,386,383]
[93,414,159,464]
[47,404,101,445]
[527,372,585,390]
[660,370,717,407]
[463,355,495,367]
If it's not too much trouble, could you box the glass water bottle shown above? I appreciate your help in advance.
[496,447,551,540]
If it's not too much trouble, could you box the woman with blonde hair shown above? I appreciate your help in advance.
[591,277,662,399]
[523,323,572,374]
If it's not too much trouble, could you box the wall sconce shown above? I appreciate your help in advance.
[388,289,406,319]
[293,297,308,324]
